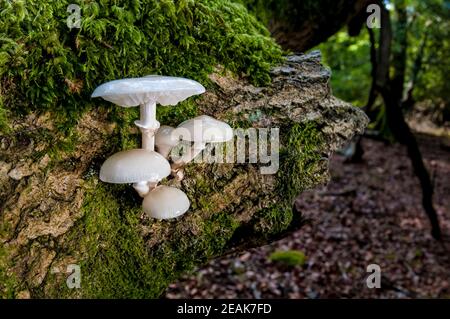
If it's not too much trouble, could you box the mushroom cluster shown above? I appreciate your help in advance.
[92,76,233,220]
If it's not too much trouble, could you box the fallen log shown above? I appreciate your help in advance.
[0,51,367,298]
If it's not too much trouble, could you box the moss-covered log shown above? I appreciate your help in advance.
[1,50,367,298]
[1,1,367,298]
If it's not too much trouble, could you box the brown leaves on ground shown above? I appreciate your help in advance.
[165,134,450,299]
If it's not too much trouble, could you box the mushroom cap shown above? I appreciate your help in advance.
[100,149,170,183]
[175,115,233,143]
[155,125,179,148]
[91,75,205,107]
[142,186,190,219]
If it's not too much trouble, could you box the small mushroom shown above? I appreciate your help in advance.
[142,185,190,219]
[171,115,233,177]
[154,125,180,159]
[100,149,170,197]
[91,76,205,151]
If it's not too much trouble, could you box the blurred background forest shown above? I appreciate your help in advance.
[166,0,450,298]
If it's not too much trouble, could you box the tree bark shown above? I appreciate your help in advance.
[0,52,368,298]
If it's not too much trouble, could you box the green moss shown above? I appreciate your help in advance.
[156,99,199,127]
[235,0,276,25]
[1,0,283,131]
[252,122,325,237]
[46,178,242,298]
[253,203,292,237]
[201,212,240,256]
[47,181,157,298]
[269,249,306,267]
[0,243,17,298]
[278,122,326,203]
[0,97,10,134]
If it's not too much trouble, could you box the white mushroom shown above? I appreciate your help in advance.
[172,115,233,173]
[142,185,190,219]
[91,76,205,151]
[99,149,170,197]
[154,125,180,159]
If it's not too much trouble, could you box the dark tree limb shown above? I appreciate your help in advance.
[365,26,380,116]
[349,26,377,163]
[391,2,408,104]
[375,3,392,88]
[349,0,441,239]
[403,31,428,110]
[376,3,442,239]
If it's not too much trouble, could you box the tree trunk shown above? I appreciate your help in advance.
[0,52,368,298]
[380,86,442,240]
[349,26,377,163]
[403,31,428,110]
[376,3,442,240]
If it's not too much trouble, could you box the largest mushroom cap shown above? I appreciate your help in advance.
[100,149,170,183]
[91,75,205,107]
[142,185,190,219]
[175,115,233,143]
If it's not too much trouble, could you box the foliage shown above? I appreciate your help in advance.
[407,0,450,118]
[317,31,372,107]
[317,0,450,119]
[0,0,283,132]
[269,249,306,267]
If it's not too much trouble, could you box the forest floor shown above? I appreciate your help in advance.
[165,133,450,298]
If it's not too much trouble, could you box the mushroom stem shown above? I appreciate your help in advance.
[133,181,150,198]
[135,101,159,151]
[132,181,159,197]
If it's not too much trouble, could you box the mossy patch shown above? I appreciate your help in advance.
[269,249,306,267]
[278,122,326,203]
[45,178,242,298]
[46,180,161,298]
[0,98,10,134]
[0,244,17,298]
[0,0,283,133]
[252,122,326,237]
